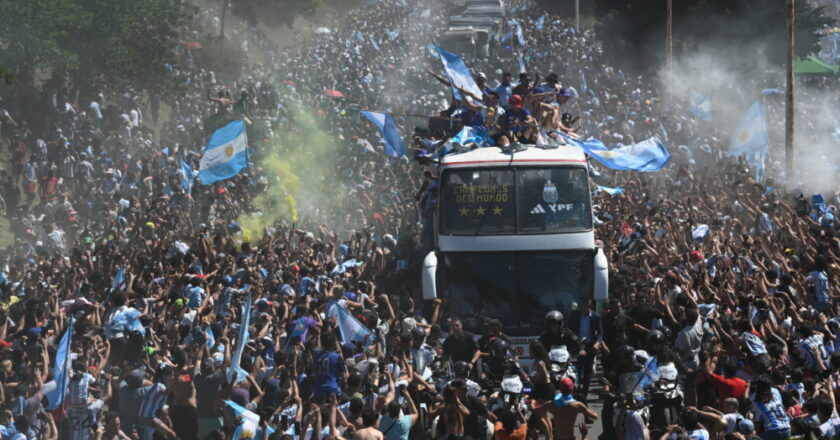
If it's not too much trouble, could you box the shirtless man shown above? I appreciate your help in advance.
[429,386,471,439]
[534,377,598,440]
[353,409,383,440]
[170,346,199,440]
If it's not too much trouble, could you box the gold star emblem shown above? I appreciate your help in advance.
[475,206,486,215]
[492,206,503,215]
[459,207,469,216]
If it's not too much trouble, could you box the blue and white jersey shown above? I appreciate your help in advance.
[68,373,93,406]
[752,388,790,432]
[138,382,168,420]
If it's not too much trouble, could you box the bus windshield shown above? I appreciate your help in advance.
[440,167,591,235]
[441,251,594,336]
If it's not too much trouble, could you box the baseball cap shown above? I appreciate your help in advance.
[689,250,704,262]
[509,94,523,109]
[558,88,573,97]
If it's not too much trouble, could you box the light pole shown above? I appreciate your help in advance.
[785,0,795,184]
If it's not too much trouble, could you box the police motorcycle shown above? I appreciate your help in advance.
[598,345,645,440]
[548,345,578,386]
[635,332,684,440]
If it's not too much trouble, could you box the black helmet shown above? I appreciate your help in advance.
[647,329,666,348]
[617,345,636,362]
[453,361,470,377]
[545,310,564,327]
[490,338,510,358]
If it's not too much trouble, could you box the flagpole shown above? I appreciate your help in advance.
[575,0,580,32]
[785,0,796,186]
[348,108,458,120]
[666,0,673,100]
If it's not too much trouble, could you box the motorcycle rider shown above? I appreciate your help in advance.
[538,310,581,355]
[478,339,525,389]
[451,361,481,397]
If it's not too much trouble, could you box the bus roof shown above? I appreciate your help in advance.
[439,145,588,168]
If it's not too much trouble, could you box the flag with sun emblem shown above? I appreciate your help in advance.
[730,100,768,156]
[199,119,249,185]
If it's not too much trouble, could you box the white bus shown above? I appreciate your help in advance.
[421,145,608,356]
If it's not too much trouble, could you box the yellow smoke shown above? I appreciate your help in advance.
[237,99,341,241]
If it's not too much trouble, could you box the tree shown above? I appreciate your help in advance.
[229,0,323,28]
[0,0,195,96]
[593,0,836,74]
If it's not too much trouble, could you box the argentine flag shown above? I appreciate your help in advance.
[227,293,252,384]
[44,318,74,410]
[180,159,195,195]
[730,100,768,156]
[225,400,274,440]
[535,15,546,31]
[336,303,374,348]
[689,90,712,121]
[434,45,484,102]
[199,120,248,185]
[562,134,671,172]
[361,111,405,157]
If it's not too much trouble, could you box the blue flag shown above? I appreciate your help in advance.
[638,356,659,389]
[180,159,195,195]
[428,42,439,59]
[444,126,494,155]
[509,19,526,46]
[369,35,379,51]
[689,90,712,121]
[597,185,624,195]
[336,303,374,348]
[730,100,768,156]
[227,293,251,384]
[580,69,588,95]
[535,15,546,31]
[517,52,526,74]
[111,266,125,291]
[562,134,671,172]
[361,111,405,157]
[434,45,483,102]
[199,120,249,185]
[45,318,74,410]
[205,326,215,350]
[354,30,365,44]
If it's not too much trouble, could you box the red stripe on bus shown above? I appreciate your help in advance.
[443,158,587,165]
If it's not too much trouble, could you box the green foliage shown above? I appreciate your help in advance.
[0,0,195,94]
[594,0,837,73]
[230,0,323,28]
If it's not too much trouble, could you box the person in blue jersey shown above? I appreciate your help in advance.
[750,376,790,440]
[313,333,347,403]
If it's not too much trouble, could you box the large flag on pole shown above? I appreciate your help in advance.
[227,293,252,384]
[336,303,374,348]
[730,100,768,156]
[44,318,74,410]
[361,111,405,157]
[199,120,249,185]
[434,45,483,102]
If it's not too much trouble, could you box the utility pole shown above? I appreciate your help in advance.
[666,0,673,99]
[575,0,580,32]
[785,0,795,184]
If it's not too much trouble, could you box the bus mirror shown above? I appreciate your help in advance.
[594,247,609,302]
[421,252,438,300]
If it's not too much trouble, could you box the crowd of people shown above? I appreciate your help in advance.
[0,0,838,439]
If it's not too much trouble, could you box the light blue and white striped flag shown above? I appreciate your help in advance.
[434,45,483,102]
[199,120,248,185]
[730,100,768,156]
[336,303,374,348]
[180,159,195,195]
[689,90,712,121]
[44,318,74,410]
[227,293,252,384]
[561,134,671,172]
[361,111,405,157]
